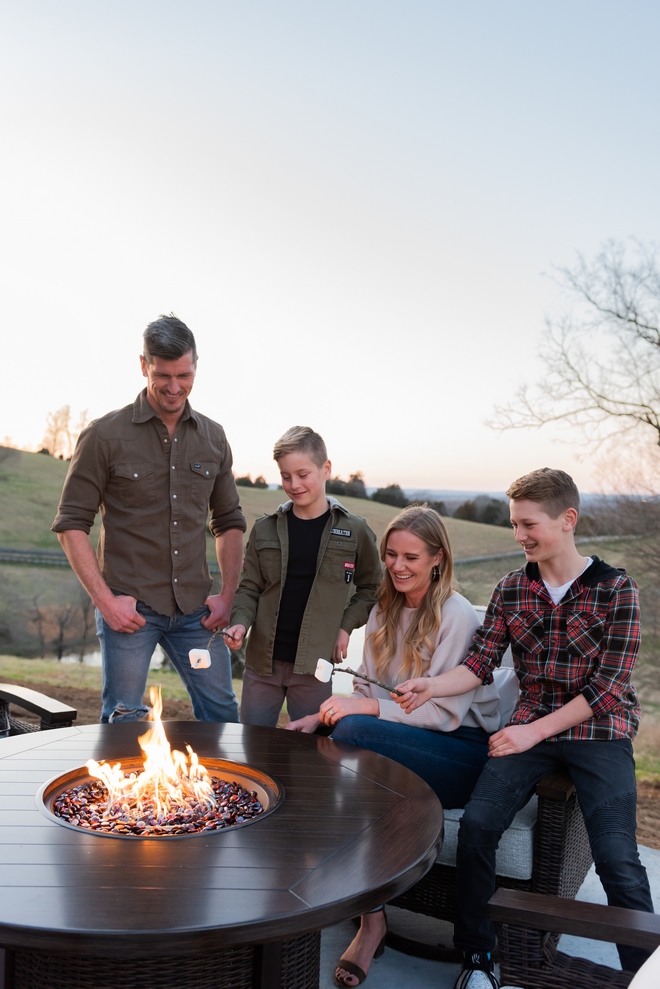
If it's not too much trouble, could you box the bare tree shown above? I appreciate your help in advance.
[42,406,90,460]
[77,591,96,663]
[28,596,48,658]
[490,240,660,448]
[52,603,78,661]
[42,406,73,459]
[490,239,660,589]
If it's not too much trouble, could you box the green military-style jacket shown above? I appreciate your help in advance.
[230,497,382,677]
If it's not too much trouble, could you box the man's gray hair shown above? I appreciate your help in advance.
[143,314,198,364]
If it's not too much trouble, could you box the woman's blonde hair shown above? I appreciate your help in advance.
[369,505,456,681]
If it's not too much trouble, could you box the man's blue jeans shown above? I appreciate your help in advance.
[96,601,239,724]
[454,738,654,973]
[331,715,489,809]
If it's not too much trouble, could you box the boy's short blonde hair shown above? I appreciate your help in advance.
[506,468,580,519]
[273,426,328,468]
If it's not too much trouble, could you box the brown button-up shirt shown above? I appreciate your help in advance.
[52,390,247,617]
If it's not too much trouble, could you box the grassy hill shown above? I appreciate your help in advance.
[0,448,89,549]
[0,447,520,560]
[217,486,519,556]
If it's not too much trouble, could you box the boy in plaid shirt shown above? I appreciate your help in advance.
[396,468,654,989]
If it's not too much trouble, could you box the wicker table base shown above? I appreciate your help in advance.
[8,932,320,989]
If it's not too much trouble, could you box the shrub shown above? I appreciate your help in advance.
[372,484,408,508]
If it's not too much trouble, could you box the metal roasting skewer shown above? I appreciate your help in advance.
[332,665,404,697]
[189,628,237,669]
[207,627,236,649]
[315,659,406,697]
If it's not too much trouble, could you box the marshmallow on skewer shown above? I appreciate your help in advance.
[314,658,403,695]
[315,658,334,682]
[189,649,212,669]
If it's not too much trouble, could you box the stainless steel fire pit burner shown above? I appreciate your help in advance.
[36,758,282,838]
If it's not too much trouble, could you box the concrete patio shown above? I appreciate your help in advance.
[319,844,660,988]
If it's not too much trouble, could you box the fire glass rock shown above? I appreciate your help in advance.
[53,776,264,837]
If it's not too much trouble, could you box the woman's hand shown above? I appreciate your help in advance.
[286,713,322,733]
[318,695,379,727]
[393,677,432,714]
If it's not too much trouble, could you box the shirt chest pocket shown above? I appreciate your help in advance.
[189,461,220,509]
[508,611,545,654]
[255,540,282,583]
[319,539,358,583]
[114,462,155,508]
[566,613,606,660]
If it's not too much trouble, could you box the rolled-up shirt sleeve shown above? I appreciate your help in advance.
[208,437,247,537]
[51,423,108,534]
[581,578,640,717]
[462,584,510,684]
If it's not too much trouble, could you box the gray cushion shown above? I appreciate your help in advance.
[437,796,538,880]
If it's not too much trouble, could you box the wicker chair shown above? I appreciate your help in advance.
[387,768,593,962]
[489,888,660,989]
[0,683,77,736]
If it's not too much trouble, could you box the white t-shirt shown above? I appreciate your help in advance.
[543,557,593,605]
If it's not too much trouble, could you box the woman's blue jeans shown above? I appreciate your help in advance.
[454,737,654,973]
[331,714,489,809]
[96,601,239,724]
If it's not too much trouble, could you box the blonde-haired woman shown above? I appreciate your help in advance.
[288,505,500,988]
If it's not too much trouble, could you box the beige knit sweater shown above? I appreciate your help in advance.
[352,592,501,733]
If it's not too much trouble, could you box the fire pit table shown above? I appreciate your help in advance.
[0,722,442,989]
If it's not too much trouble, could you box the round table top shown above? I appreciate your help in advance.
[0,722,442,958]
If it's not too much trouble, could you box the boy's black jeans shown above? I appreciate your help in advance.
[454,737,654,973]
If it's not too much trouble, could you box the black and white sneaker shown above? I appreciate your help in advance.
[453,952,500,989]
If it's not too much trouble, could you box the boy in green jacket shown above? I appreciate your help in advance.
[223,426,381,727]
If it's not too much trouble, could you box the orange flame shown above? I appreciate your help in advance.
[86,686,214,819]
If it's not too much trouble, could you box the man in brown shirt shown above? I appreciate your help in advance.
[52,316,247,723]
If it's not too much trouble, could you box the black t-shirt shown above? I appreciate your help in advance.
[272,509,330,663]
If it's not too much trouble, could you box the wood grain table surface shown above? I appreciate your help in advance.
[0,722,443,959]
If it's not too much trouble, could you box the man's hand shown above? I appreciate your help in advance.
[220,624,247,650]
[100,595,146,634]
[286,713,321,733]
[488,723,542,758]
[394,677,432,714]
[202,593,233,631]
[332,629,350,663]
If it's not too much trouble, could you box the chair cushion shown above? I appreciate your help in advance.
[437,796,538,880]
[492,667,519,729]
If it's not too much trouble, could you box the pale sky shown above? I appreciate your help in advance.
[2,2,659,490]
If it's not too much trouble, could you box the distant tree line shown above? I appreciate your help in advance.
[453,495,510,527]
[324,474,512,527]
[0,582,97,661]
[235,474,268,488]
[232,463,521,530]
[326,472,368,499]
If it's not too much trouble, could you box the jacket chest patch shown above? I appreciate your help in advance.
[344,561,355,584]
[331,528,351,537]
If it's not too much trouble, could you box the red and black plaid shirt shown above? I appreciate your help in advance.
[462,557,641,741]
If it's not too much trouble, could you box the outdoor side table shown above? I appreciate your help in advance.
[0,722,442,989]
